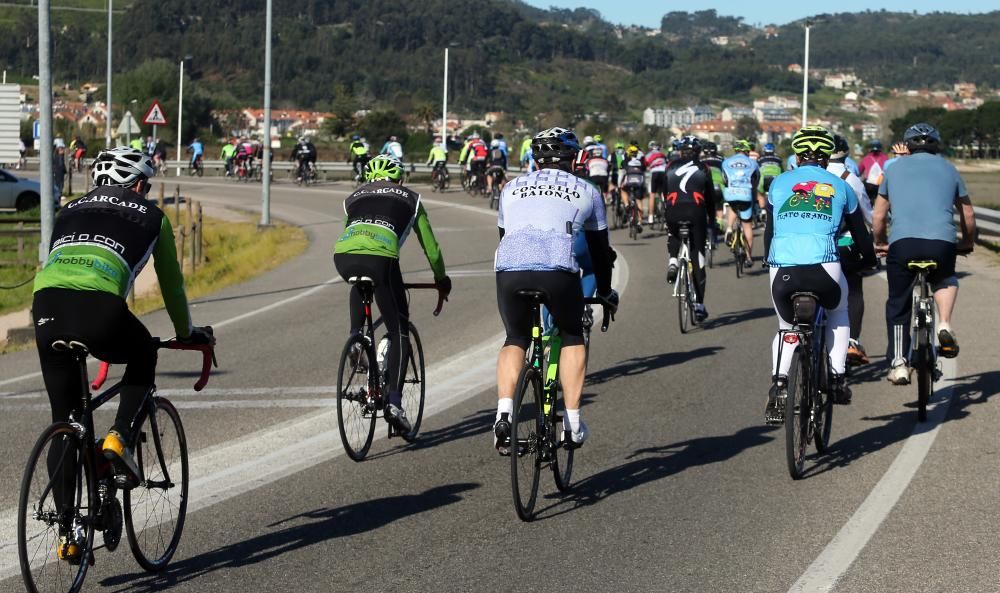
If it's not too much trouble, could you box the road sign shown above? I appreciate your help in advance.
[116,111,141,137]
[143,100,168,126]
[33,120,41,139]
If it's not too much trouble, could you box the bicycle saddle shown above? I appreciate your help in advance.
[906,260,938,271]
[790,292,819,325]
[515,289,547,303]
[347,276,376,287]
[50,339,89,355]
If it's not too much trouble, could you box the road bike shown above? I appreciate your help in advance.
[652,194,667,232]
[486,170,504,210]
[671,222,699,334]
[776,293,833,479]
[625,194,642,240]
[17,331,216,593]
[906,260,944,422]
[706,224,717,269]
[335,278,445,461]
[187,155,203,177]
[430,165,450,192]
[609,187,625,230]
[728,221,750,278]
[465,167,486,197]
[509,291,613,521]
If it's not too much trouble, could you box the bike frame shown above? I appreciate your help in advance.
[671,231,693,298]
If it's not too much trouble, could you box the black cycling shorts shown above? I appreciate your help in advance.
[486,165,506,180]
[727,201,754,222]
[496,270,585,349]
[770,264,843,325]
[625,183,646,199]
[650,171,667,194]
[589,175,609,193]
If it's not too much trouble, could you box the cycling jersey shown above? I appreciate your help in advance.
[518,137,532,164]
[844,156,860,177]
[220,144,237,159]
[721,154,760,204]
[664,158,717,210]
[766,164,858,267]
[643,150,667,173]
[496,169,606,273]
[757,154,783,193]
[488,146,506,168]
[34,185,192,336]
[188,142,204,157]
[334,181,445,280]
[877,152,966,245]
[623,159,646,187]
[586,155,609,178]
[427,145,447,165]
[858,151,887,181]
[381,141,404,160]
[470,141,488,161]
[785,154,797,171]
[350,141,368,157]
[293,142,316,161]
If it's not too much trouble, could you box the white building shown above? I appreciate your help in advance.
[642,106,715,128]
[720,107,754,122]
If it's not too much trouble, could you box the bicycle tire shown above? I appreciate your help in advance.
[813,350,833,454]
[785,349,810,479]
[489,187,500,210]
[735,239,744,278]
[915,332,932,423]
[336,334,378,461]
[124,396,188,572]
[18,422,95,593]
[551,393,574,492]
[400,323,426,442]
[687,262,700,328]
[707,238,714,269]
[678,262,690,334]
[510,364,543,522]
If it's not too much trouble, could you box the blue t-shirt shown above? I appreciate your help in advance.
[721,154,759,204]
[767,164,858,267]
[844,156,860,177]
[877,152,966,245]
[496,169,607,273]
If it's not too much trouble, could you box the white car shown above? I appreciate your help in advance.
[0,168,41,211]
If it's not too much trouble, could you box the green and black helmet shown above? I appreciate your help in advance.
[790,126,835,158]
[733,139,754,153]
[364,154,404,182]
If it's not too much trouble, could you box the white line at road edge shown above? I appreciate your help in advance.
[788,269,958,592]
[0,234,630,580]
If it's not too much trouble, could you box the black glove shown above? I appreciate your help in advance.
[180,325,215,346]
[608,246,618,268]
[436,275,452,299]
[599,289,619,314]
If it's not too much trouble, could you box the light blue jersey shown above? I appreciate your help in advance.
[878,152,966,245]
[844,156,860,177]
[767,164,859,267]
[786,154,797,171]
[496,169,607,273]
[721,154,759,204]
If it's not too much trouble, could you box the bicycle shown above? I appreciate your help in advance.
[609,187,625,230]
[17,332,216,593]
[728,221,750,278]
[486,170,504,210]
[671,222,699,334]
[509,292,613,521]
[653,194,666,231]
[623,191,642,240]
[294,161,316,186]
[906,260,944,422]
[335,278,446,461]
[187,155,203,177]
[430,165,450,192]
[776,293,833,479]
[465,167,486,197]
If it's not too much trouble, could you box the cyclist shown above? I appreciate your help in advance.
[348,134,370,182]
[763,126,875,424]
[129,137,143,152]
[69,136,87,171]
[220,138,237,177]
[827,134,873,365]
[494,133,508,159]
[493,127,618,451]
[622,151,647,234]
[291,136,317,182]
[583,138,610,202]
[426,139,449,185]
[721,139,762,266]
[858,139,887,202]
[757,143,783,195]
[644,141,668,225]
[609,141,627,188]
[873,123,976,385]
[518,135,532,169]
[466,134,488,189]
[187,137,204,171]
[381,135,405,173]
[33,147,213,558]
[234,137,254,177]
[593,133,609,158]
[485,138,508,196]
[701,141,726,237]
[664,135,717,322]
[333,155,452,433]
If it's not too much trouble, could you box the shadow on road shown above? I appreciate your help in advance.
[586,347,722,385]
[366,406,495,460]
[698,307,772,330]
[534,425,777,520]
[99,482,479,592]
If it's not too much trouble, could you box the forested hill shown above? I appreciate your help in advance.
[0,2,996,116]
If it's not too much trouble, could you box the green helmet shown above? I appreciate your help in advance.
[594,134,603,143]
[733,139,754,153]
[364,154,403,182]
[614,141,625,149]
[791,125,835,157]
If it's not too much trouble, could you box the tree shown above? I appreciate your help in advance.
[735,117,761,144]
[414,103,437,135]
[358,110,408,147]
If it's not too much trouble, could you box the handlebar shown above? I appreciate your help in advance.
[91,327,218,392]
[584,296,617,333]
[404,283,447,317]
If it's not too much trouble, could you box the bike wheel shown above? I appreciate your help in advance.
[915,333,932,422]
[551,394,574,492]
[813,351,833,454]
[510,364,543,521]
[489,187,500,210]
[18,422,95,593]
[124,397,188,572]
[784,349,810,479]
[400,323,426,442]
[735,241,744,278]
[336,334,378,461]
[678,264,690,334]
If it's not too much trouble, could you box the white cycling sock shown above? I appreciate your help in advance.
[564,408,581,433]
[496,397,513,422]
[669,257,678,268]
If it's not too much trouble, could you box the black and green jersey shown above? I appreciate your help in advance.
[757,154,784,192]
[334,181,446,280]
[34,185,193,337]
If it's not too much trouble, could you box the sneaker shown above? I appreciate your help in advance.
[937,325,959,359]
[724,229,733,246]
[647,214,654,225]
[56,535,82,564]
[667,259,678,283]
[494,413,511,456]
[847,340,870,366]
[745,254,754,268]
[636,224,643,235]
[385,404,412,435]
[765,379,787,426]
[102,430,140,485]
[565,417,588,448]
[831,374,852,405]
[887,359,911,385]
[694,303,708,322]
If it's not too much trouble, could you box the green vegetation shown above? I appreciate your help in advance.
[890,103,1000,158]
[0,208,39,316]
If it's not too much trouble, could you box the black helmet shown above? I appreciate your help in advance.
[678,135,702,155]
[531,127,581,165]
[903,123,941,153]
[703,141,718,154]
[831,134,850,160]
[868,139,883,152]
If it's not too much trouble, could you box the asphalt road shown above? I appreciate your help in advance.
[1,176,998,592]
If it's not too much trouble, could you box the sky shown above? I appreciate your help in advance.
[522,1,997,28]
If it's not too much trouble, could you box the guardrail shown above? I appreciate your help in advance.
[972,206,1000,238]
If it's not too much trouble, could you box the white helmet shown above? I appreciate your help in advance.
[490,139,500,148]
[92,146,155,187]
[583,135,595,145]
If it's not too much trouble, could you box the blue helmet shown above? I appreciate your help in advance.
[763,143,776,154]
[869,139,883,152]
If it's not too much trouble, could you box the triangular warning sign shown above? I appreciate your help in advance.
[143,100,168,126]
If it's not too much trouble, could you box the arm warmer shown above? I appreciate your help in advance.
[152,216,193,338]
[584,229,614,296]
[413,203,446,280]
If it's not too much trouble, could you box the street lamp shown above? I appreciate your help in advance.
[126,98,137,144]
[801,20,812,127]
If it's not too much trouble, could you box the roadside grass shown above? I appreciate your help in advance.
[0,207,41,316]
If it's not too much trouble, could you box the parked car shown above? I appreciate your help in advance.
[0,168,41,211]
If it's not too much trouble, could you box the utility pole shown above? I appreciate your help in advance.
[38,0,53,263]
[175,58,184,177]
[260,0,273,227]
[105,0,112,148]
[441,47,448,150]
[802,21,811,127]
